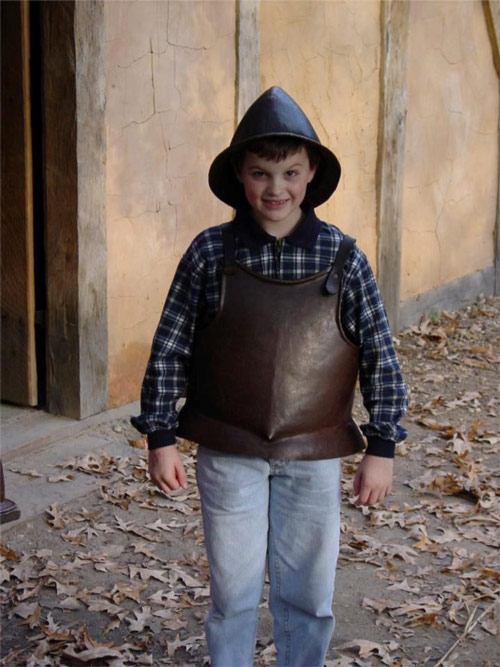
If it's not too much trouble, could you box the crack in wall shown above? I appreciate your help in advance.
[116,46,168,70]
[149,38,156,115]
[166,40,208,51]
[159,115,169,182]
[120,112,156,132]
[172,49,183,113]
[166,0,209,51]
[433,46,459,66]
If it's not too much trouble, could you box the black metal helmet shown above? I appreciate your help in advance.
[208,86,341,208]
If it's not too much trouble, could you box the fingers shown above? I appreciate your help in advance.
[176,460,188,489]
[353,472,392,506]
[153,463,188,494]
[353,476,392,506]
[352,455,394,507]
[148,447,189,495]
[148,466,170,493]
[153,468,182,494]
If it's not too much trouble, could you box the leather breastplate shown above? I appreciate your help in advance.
[177,224,365,460]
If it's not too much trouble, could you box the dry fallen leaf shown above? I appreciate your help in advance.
[126,606,153,632]
[45,504,67,529]
[11,602,39,620]
[62,645,124,662]
[128,435,148,450]
[48,473,75,483]
[129,566,169,583]
[166,633,184,658]
[8,468,42,478]
[0,542,20,561]
[334,638,396,660]
[144,517,172,532]
[59,596,82,610]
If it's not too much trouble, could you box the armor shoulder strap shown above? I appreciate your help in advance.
[325,234,356,295]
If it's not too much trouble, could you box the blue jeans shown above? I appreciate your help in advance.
[196,446,342,667]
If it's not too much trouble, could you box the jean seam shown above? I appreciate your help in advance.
[269,523,290,665]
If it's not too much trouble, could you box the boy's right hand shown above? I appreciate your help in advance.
[148,445,188,494]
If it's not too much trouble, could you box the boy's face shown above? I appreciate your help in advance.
[237,147,317,237]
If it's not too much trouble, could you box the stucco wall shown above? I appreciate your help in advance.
[260,0,381,266]
[105,0,235,406]
[401,0,499,301]
[104,0,499,409]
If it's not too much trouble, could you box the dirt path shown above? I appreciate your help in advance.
[1,296,498,666]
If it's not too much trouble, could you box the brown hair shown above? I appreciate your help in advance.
[231,136,321,173]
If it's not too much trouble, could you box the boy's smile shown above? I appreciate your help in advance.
[237,147,317,239]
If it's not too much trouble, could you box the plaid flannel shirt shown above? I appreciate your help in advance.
[131,204,407,458]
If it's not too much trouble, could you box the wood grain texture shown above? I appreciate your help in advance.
[482,0,500,295]
[1,0,37,406]
[376,0,410,332]
[42,0,107,418]
[74,0,108,418]
[42,0,79,417]
[236,0,260,123]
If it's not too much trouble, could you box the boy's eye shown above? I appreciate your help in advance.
[251,170,265,178]
[286,170,297,177]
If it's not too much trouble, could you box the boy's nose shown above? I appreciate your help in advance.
[266,177,283,194]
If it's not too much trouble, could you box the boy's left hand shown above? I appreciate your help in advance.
[353,454,393,506]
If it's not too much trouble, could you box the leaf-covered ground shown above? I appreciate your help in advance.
[1,296,499,666]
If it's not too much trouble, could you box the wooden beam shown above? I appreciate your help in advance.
[0,0,37,406]
[41,1,79,417]
[42,0,107,418]
[74,0,108,417]
[482,0,500,296]
[376,0,410,332]
[483,0,500,74]
[236,0,260,123]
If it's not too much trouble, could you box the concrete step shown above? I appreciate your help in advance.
[0,401,139,462]
[0,401,142,531]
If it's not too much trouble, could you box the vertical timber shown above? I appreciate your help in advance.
[483,0,500,296]
[376,0,410,332]
[0,0,37,405]
[236,0,260,123]
[42,0,107,418]
[74,0,107,417]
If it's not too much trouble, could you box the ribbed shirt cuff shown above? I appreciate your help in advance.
[147,429,177,449]
[365,435,395,458]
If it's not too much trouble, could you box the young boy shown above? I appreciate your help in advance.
[132,87,407,667]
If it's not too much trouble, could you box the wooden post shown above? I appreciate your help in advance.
[42,1,107,418]
[0,0,37,406]
[236,0,260,123]
[482,0,500,296]
[376,0,410,332]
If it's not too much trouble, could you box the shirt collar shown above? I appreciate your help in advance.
[232,200,321,251]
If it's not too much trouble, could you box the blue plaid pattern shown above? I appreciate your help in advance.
[132,208,407,457]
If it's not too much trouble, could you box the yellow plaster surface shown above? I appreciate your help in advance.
[105,0,235,406]
[401,0,499,301]
[104,0,499,409]
[260,0,381,266]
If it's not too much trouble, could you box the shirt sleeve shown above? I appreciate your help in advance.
[130,235,208,449]
[340,246,408,458]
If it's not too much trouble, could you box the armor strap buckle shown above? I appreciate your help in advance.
[325,235,356,295]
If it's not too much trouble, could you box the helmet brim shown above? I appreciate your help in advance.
[208,133,341,209]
